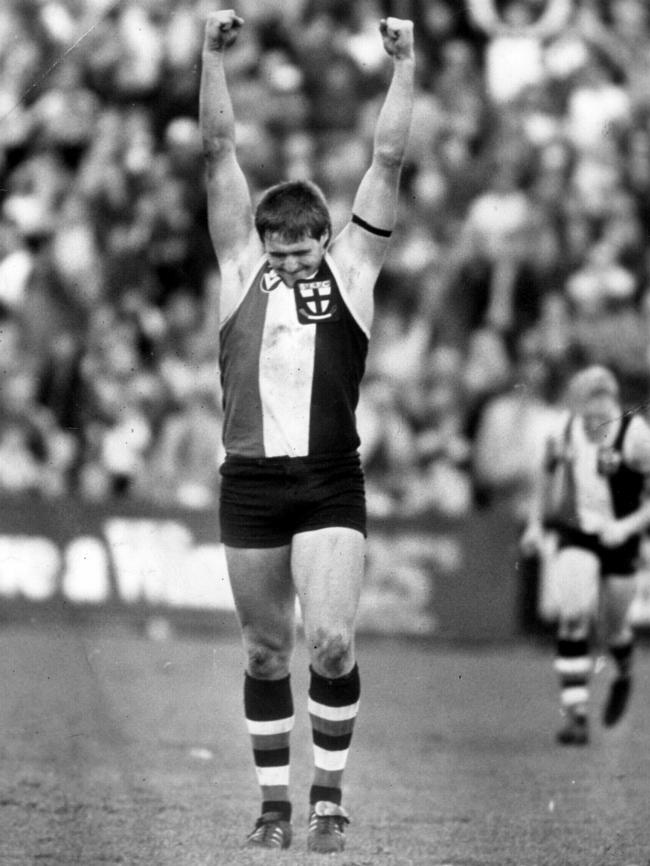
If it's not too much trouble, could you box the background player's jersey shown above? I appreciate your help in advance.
[544,413,647,533]
[219,253,369,458]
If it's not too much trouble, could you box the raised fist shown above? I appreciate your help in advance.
[204,10,244,51]
[379,17,414,60]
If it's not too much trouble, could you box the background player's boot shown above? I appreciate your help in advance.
[602,674,632,727]
[556,711,589,746]
[307,801,350,853]
[245,812,292,849]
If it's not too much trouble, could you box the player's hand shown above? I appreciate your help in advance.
[379,17,414,60]
[598,520,630,548]
[204,10,244,51]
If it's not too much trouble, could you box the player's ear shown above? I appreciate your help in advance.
[320,230,331,248]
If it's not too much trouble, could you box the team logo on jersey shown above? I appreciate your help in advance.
[294,279,340,323]
[261,270,283,293]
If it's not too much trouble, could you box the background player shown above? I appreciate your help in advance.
[522,365,650,745]
[199,7,414,853]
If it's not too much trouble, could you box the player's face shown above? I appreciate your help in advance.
[264,232,328,287]
[581,395,620,444]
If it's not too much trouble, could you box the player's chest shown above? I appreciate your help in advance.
[260,272,343,328]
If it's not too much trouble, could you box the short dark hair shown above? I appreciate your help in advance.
[255,180,331,243]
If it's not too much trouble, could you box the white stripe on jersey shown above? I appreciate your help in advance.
[572,419,615,532]
[259,286,316,457]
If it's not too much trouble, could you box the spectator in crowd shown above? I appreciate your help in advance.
[466,0,572,105]
[140,384,223,509]
[472,331,564,517]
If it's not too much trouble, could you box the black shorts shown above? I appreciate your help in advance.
[219,451,367,548]
[553,525,640,577]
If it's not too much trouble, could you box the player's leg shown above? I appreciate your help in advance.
[600,573,637,726]
[225,544,296,848]
[552,547,599,745]
[291,526,365,853]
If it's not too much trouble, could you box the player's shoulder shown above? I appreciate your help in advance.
[219,237,266,323]
[622,412,650,470]
[624,412,650,440]
[326,231,379,334]
[220,234,264,281]
[329,223,386,283]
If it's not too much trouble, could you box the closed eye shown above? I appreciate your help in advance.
[268,249,312,260]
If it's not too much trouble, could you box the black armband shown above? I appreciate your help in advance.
[351,213,393,238]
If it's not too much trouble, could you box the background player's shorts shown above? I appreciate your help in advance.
[553,525,640,576]
[219,451,366,548]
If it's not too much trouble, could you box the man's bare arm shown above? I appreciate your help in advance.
[347,18,415,242]
[329,18,414,331]
[200,10,256,268]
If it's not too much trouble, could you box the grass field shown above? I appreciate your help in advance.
[1,621,649,865]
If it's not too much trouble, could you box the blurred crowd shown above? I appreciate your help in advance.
[1,0,650,520]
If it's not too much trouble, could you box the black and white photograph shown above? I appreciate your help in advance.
[1,0,650,863]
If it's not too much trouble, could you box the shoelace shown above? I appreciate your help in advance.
[249,814,288,847]
[309,812,349,837]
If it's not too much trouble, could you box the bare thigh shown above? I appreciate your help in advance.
[291,527,366,676]
[552,547,600,630]
[225,544,296,678]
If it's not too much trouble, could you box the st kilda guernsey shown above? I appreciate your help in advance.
[219,253,370,458]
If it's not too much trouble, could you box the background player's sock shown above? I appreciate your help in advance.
[554,637,592,717]
[244,673,294,820]
[308,664,360,806]
[608,639,633,679]
[603,639,634,726]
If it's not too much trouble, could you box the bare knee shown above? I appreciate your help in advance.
[243,631,293,679]
[559,616,590,641]
[309,628,354,678]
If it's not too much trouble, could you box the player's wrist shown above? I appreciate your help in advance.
[203,37,228,55]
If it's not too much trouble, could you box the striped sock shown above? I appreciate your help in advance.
[244,673,294,820]
[308,664,360,806]
[554,637,592,717]
[609,640,634,678]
